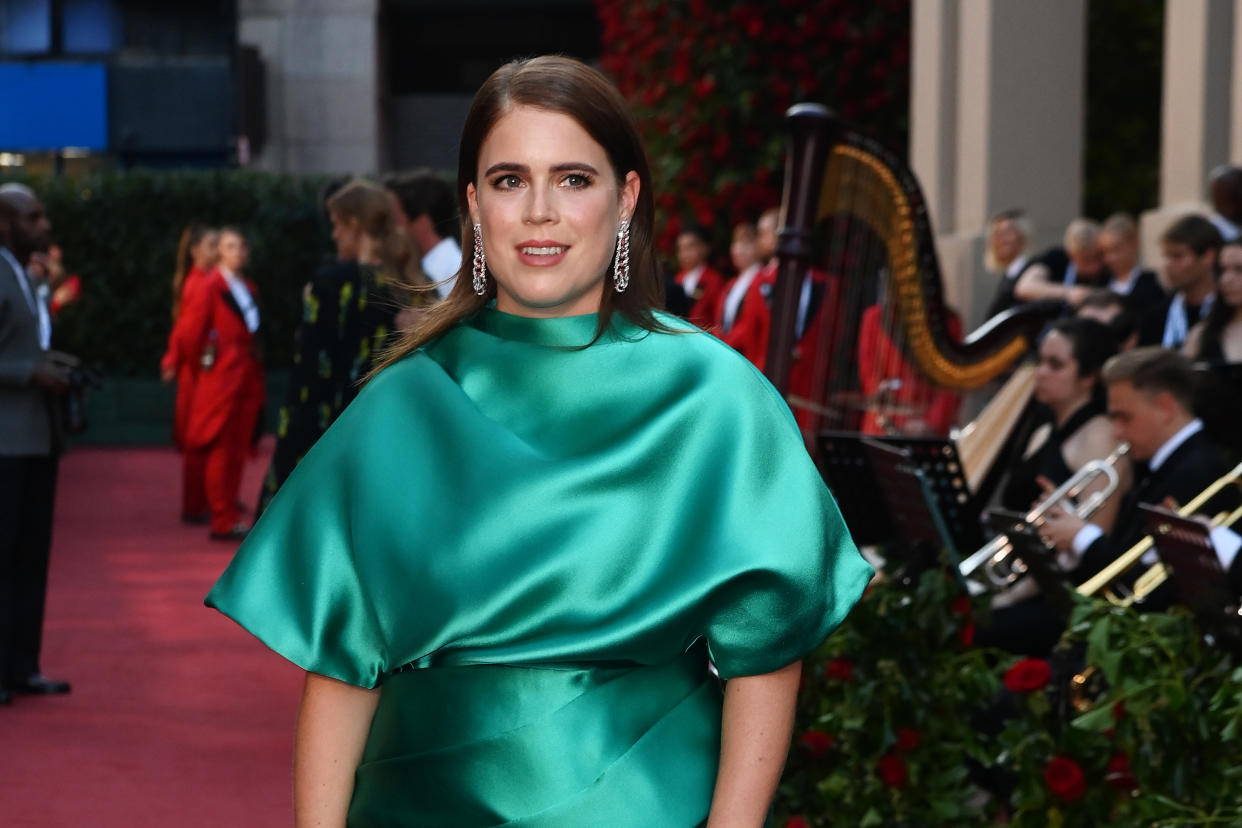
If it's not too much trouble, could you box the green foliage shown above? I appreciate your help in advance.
[997,597,1242,826]
[17,169,331,378]
[775,570,999,826]
[777,575,1242,827]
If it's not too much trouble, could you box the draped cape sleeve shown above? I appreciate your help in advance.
[206,309,872,687]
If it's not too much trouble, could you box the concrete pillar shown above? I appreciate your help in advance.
[909,0,1087,328]
[1141,0,1235,271]
[238,0,381,174]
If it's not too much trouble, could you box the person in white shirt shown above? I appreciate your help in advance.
[387,171,462,300]
[1039,348,1241,600]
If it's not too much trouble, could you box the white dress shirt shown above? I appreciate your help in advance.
[720,264,761,334]
[220,268,260,333]
[424,237,463,300]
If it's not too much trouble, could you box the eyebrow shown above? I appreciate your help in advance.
[484,162,602,177]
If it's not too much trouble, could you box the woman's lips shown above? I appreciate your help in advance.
[515,243,569,267]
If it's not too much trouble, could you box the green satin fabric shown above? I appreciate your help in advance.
[206,307,871,825]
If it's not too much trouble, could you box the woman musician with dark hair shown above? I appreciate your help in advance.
[206,56,870,826]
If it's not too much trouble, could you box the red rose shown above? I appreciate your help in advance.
[1003,658,1052,693]
[951,594,971,615]
[876,753,907,788]
[1112,701,1126,721]
[1043,756,1086,802]
[895,728,920,752]
[693,75,717,97]
[784,818,811,828]
[1106,753,1138,792]
[824,658,853,682]
[959,620,976,648]
[798,730,834,757]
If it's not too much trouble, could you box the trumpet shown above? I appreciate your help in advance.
[959,442,1130,590]
[1078,461,1242,605]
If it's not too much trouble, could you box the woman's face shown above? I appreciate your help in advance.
[218,231,248,274]
[1035,330,1091,407]
[466,106,640,318]
[192,232,219,271]
[330,212,362,261]
[989,219,1023,265]
[1218,244,1242,309]
[730,232,758,272]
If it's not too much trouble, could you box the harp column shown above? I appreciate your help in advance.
[911,0,1087,329]
[1139,0,1236,269]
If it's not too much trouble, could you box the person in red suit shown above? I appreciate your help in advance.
[169,227,264,540]
[856,302,962,436]
[160,224,219,523]
[716,222,764,354]
[672,225,725,330]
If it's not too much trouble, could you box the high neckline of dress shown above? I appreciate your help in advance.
[470,306,608,348]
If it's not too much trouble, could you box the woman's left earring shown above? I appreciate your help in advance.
[613,219,631,293]
[472,223,488,296]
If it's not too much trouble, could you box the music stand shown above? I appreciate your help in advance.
[1140,505,1242,645]
[982,508,1077,617]
[819,431,983,551]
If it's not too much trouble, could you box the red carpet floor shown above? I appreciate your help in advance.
[0,440,303,828]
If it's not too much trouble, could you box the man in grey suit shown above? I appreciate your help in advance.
[0,184,78,705]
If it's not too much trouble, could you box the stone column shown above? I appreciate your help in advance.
[238,0,381,174]
[1141,0,1235,269]
[910,0,1087,328]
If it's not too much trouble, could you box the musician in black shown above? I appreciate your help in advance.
[1184,238,1242,363]
[1039,348,1242,603]
[1138,215,1221,349]
[1012,218,1111,309]
[999,318,1129,527]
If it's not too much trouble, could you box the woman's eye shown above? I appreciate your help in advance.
[494,174,522,188]
[564,173,592,188]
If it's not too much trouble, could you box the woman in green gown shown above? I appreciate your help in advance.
[206,55,872,827]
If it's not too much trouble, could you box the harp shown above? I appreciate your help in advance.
[767,104,1059,518]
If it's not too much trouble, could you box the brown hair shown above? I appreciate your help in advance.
[326,178,416,287]
[171,223,213,320]
[1101,346,1196,411]
[370,55,668,376]
[1160,214,1224,256]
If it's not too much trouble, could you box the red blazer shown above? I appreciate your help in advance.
[169,270,265,450]
[675,265,725,331]
[857,303,962,436]
[721,261,778,368]
[162,265,210,449]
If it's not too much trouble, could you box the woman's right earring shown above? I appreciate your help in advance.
[472,223,488,296]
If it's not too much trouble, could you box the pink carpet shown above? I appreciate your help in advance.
[1,439,303,827]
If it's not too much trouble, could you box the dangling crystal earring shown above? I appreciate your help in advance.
[613,219,631,293]
[472,223,487,296]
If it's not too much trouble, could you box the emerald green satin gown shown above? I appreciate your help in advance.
[206,307,871,827]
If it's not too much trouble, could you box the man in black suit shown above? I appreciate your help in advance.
[0,185,77,704]
[1040,347,1241,600]
[1013,218,1112,309]
[1138,215,1221,348]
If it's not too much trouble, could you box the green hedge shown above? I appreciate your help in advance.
[18,169,333,378]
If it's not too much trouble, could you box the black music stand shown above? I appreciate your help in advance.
[983,508,1077,617]
[1141,504,1242,647]
[861,438,960,582]
[818,431,982,551]
[815,432,959,582]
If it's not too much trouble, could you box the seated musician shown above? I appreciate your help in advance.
[1076,290,1139,352]
[999,318,1130,529]
[1138,215,1222,348]
[1013,218,1111,309]
[1039,348,1242,605]
[1098,213,1167,318]
[981,209,1033,320]
[1184,238,1242,363]
[856,301,962,436]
